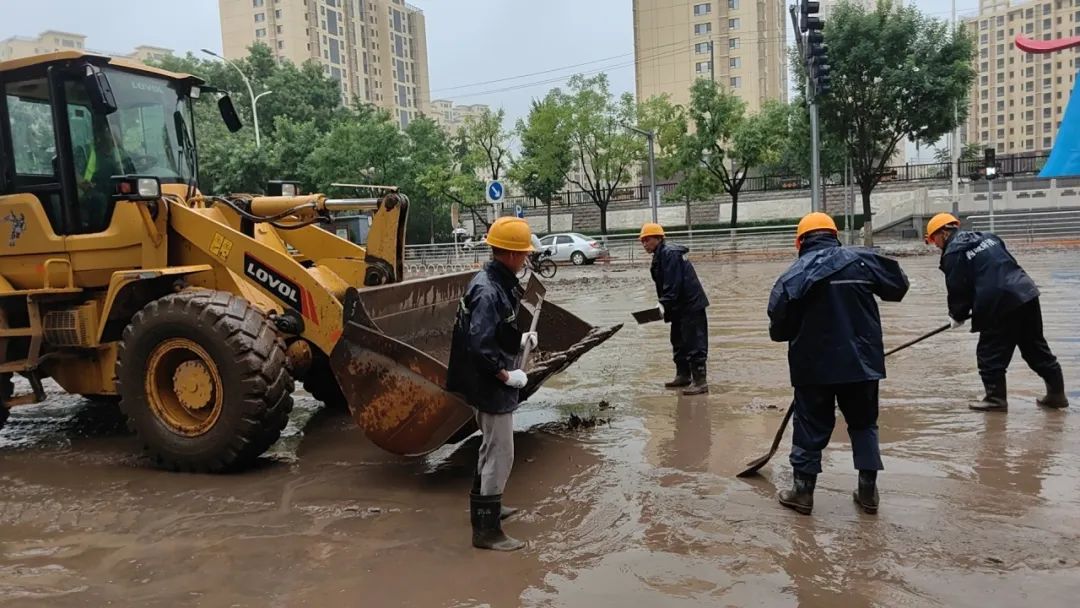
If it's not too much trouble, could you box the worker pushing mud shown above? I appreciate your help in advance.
[447,217,537,552]
[925,213,1069,411]
[639,223,711,395]
[767,213,910,516]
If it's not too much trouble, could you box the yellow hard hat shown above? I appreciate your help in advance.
[639,222,665,240]
[795,212,838,249]
[485,217,535,252]
[925,212,960,243]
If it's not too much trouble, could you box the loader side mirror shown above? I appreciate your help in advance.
[218,95,243,133]
[83,65,117,116]
[112,175,162,202]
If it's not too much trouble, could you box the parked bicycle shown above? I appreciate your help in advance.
[519,249,557,279]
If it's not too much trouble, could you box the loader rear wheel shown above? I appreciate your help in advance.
[116,291,294,473]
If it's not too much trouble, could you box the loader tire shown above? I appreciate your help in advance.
[116,291,294,473]
[302,357,348,413]
[0,373,11,430]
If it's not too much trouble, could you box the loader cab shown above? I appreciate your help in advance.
[0,53,200,237]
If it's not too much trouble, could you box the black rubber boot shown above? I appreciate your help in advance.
[853,470,879,514]
[970,376,1008,411]
[778,472,816,515]
[681,363,709,396]
[664,365,692,389]
[471,493,525,551]
[473,474,518,520]
[1036,369,1070,409]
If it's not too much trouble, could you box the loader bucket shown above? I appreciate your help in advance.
[329,272,622,456]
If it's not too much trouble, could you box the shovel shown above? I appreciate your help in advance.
[632,306,663,324]
[736,323,952,478]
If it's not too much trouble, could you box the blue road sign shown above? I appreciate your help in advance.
[485,180,505,204]
[515,205,523,218]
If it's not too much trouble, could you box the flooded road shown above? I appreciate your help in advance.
[2,251,1079,607]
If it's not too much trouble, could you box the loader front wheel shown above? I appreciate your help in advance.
[117,291,294,473]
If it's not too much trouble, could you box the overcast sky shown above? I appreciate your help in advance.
[4,0,981,158]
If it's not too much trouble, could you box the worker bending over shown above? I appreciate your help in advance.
[768,213,909,515]
[640,223,711,395]
[447,217,537,551]
[925,213,1068,411]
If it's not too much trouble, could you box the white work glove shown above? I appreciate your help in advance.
[949,316,966,330]
[520,331,538,350]
[657,302,665,316]
[504,369,528,389]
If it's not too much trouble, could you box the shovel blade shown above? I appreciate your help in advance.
[632,307,663,324]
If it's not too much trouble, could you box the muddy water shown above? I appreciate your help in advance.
[2,251,1079,607]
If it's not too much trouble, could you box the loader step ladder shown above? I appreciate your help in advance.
[0,296,50,407]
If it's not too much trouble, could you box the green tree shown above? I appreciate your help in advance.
[402,116,455,243]
[553,74,644,235]
[460,107,512,180]
[306,105,409,191]
[509,94,573,233]
[933,142,983,164]
[670,80,790,227]
[816,0,975,244]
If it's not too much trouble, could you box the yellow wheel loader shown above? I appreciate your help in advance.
[0,52,620,471]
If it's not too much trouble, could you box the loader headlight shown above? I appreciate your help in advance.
[267,180,301,197]
[112,175,162,201]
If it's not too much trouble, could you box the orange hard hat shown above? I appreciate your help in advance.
[639,222,665,240]
[925,213,960,243]
[795,212,838,249]
[484,217,535,252]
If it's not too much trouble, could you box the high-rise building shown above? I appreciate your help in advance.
[633,0,788,114]
[964,0,1075,156]
[429,100,492,133]
[0,31,173,63]
[218,0,431,129]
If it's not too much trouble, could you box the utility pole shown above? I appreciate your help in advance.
[709,41,715,82]
[950,0,960,214]
[791,1,830,213]
[624,124,659,223]
[985,147,998,232]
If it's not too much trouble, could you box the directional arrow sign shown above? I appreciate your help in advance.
[485,180,506,204]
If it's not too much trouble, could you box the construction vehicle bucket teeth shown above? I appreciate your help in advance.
[329,272,622,456]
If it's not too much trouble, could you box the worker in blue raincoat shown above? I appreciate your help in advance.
[447,217,537,552]
[925,213,1068,411]
[768,213,910,516]
[640,222,711,395]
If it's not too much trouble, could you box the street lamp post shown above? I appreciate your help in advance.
[623,124,658,223]
[201,48,270,148]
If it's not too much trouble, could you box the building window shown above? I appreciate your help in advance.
[1044,92,1053,103]
[729,18,740,29]
[276,25,283,33]
[1043,137,1053,149]
[980,33,988,44]
[729,0,738,7]
[253,0,264,6]
[255,13,265,22]
[981,76,988,86]
[694,22,712,35]
[997,115,1004,125]
[730,76,741,88]
[256,28,267,37]
[693,3,711,16]
[695,42,710,54]
[277,40,285,49]
[275,9,282,18]
[729,37,739,49]
[1044,122,1053,133]
[730,57,741,69]
[997,30,1004,41]
[695,61,713,74]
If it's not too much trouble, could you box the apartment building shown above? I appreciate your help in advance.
[218,0,431,128]
[0,31,174,64]
[964,0,1080,156]
[429,99,491,132]
[633,0,788,114]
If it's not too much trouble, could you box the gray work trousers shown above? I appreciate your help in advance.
[475,411,514,496]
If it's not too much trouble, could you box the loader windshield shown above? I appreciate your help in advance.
[69,68,196,186]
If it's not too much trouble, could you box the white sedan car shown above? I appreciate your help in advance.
[538,233,609,265]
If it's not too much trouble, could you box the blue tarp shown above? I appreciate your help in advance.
[1040,77,1080,178]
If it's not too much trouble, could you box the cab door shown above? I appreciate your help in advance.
[0,65,71,290]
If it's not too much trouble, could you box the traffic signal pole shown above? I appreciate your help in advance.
[791,1,828,213]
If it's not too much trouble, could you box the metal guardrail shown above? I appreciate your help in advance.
[402,225,800,276]
[968,210,1080,244]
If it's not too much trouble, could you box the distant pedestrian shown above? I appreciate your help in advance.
[639,223,710,395]
[447,217,537,551]
[768,213,910,515]
[925,213,1069,411]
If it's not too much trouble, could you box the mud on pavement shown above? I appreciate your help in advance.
[2,252,1079,607]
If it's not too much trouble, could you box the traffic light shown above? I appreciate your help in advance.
[984,147,998,180]
[802,0,830,98]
